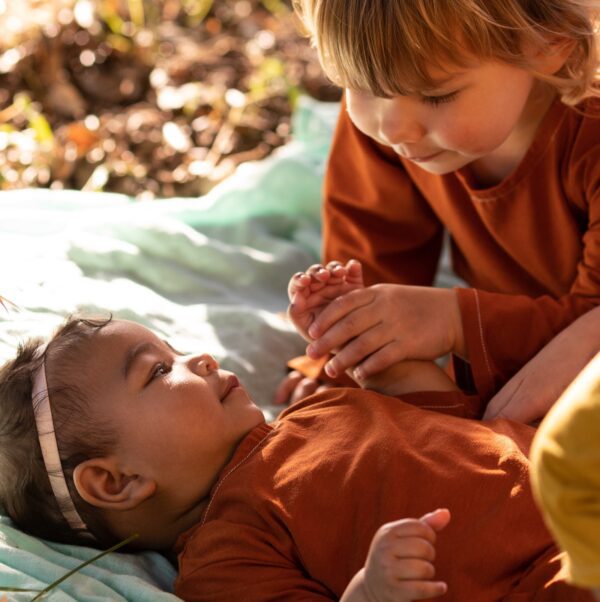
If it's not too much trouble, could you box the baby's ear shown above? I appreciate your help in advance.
[73,457,156,510]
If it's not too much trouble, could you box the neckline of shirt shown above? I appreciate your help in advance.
[455,97,568,201]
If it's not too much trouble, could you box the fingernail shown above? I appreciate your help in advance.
[353,367,364,380]
[308,325,318,338]
[306,344,316,358]
[325,362,336,378]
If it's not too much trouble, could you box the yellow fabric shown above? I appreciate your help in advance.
[531,352,600,588]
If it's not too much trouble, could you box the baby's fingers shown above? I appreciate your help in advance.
[420,508,451,533]
[344,259,364,286]
[274,370,305,405]
[288,272,312,301]
[394,580,447,600]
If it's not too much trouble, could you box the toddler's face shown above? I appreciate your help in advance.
[83,320,265,510]
[345,59,546,176]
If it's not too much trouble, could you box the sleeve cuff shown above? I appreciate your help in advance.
[455,287,498,401]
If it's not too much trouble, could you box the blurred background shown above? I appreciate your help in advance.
[0,0,340,198]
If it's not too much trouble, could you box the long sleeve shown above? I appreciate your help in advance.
[457,125,600,399]
[323,97,444,287]
[176,522,336,602]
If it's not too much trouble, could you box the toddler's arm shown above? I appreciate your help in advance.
[484,305,600,423]
[340,509,450,602]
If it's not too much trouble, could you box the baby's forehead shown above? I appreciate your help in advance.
[101,319,156,340]
[88,320,160,363]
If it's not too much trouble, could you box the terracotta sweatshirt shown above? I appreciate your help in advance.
[175,388,592,601]
[321,96,600,397]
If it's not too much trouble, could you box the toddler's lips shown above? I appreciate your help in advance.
[405,150,443,163]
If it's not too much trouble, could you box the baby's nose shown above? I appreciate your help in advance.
[190,353,219,376]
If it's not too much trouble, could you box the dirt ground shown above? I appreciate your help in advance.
[0,0,340,198]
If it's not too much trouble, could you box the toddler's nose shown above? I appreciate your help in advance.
[378,102,425,146]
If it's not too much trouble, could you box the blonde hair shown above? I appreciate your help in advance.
[294,0,600,104]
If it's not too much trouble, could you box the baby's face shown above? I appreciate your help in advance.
[83,320,265,510]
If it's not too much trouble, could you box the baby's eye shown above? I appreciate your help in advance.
[151,361,171,380]
[421,91,459,106]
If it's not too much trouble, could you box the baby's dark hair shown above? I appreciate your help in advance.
[0,315,119,547]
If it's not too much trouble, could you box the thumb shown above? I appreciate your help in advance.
[420,508,451,532]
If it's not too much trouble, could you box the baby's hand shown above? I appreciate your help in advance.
[287,259,364,343]
[360,509,450,602]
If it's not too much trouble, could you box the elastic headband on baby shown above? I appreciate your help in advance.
[31,345,89,533]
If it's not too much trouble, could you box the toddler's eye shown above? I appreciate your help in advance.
[421,91,459,106]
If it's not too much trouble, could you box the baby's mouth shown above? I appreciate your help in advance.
[221,374,240,402]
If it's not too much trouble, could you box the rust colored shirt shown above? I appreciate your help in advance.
[323,97,600,397]
[174,389,592,601]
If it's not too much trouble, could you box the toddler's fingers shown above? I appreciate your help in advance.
[352,339,405,380]
[307,287,373,343]
[321,321,390,378]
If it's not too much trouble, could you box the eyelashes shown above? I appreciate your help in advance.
[149,361,172,382]
[421,91,459,106]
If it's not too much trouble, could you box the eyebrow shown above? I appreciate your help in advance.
[164,339,184,355]
[122,341,155,379]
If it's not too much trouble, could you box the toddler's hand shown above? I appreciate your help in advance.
[361,509,450,602]
[305,284,464,380]
[484,306,600,423]
[287,259,364,343]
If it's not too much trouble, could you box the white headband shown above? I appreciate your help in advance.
[31,348,89,532]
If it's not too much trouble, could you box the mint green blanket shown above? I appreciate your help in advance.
[0,97,339,600]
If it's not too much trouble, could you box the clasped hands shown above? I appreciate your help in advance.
[287,259,465,384]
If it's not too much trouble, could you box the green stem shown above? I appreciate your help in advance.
[30,533,139,601]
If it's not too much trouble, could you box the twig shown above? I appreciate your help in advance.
[0,295,20,313]
[30,533,139,601]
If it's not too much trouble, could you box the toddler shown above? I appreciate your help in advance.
[0,278,593,600]
[279,0,600,419]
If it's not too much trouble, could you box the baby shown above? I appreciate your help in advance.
[0,276,593,600]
